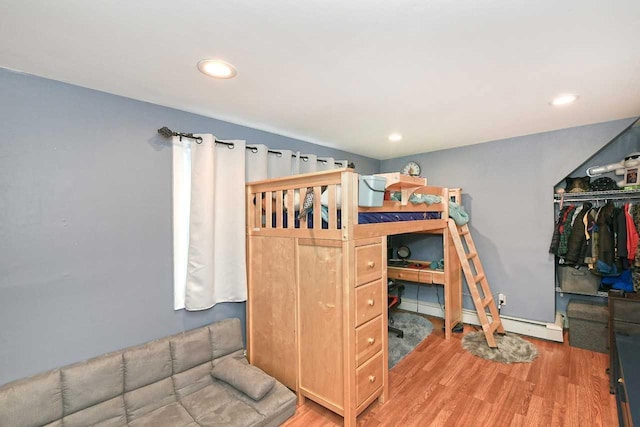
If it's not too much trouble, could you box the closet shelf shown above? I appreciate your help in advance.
[555,286,608,298]
[554,189,640,203]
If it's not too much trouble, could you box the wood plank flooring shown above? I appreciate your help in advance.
[283,316,617,427]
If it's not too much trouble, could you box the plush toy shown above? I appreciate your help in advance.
[586,152,640,188]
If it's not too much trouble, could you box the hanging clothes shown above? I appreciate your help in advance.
[565,202,592,265]
[550,205,577,257]
[626,203,639,262]
[613,206,628,270]
[584,207,598,270]
[631,204,640,291]
[594,202,618,275]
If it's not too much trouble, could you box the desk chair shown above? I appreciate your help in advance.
[388,280,405,338]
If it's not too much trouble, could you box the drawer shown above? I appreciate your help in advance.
[356,351,383,406]
[356,243,382,286]
[355,280,383,327]
[387,267,420,283]
[355,316,383,367]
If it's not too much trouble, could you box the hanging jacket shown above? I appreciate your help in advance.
[583,208,597,267]
[626,203,639,262]
[595,202,617,275]
[565,202,592,265]
[613,206,628,270]
[550,205,576,256]
[631,205,640,291]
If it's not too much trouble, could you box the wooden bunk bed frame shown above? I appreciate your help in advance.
[245,168,462,427]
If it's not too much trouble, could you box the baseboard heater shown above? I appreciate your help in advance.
[398,298,564,342]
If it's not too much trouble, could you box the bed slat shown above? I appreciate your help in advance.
[275,190,283,228]
[313,186,322,230]
[265,191,272,229]
[328,184,337,230]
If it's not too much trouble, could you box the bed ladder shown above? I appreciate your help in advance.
[448,219,505,347]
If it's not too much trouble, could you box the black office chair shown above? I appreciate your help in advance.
[388,279,405,338]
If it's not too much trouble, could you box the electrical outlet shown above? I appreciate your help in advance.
[498,293,506,307]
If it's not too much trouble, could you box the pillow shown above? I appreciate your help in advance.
[211,357,275,401]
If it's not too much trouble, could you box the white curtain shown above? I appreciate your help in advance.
[173,137,347,310]
[173,134,247,311]
[246,145,348,181]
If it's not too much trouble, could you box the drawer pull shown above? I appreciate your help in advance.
[369,375,376,383]
[367,260,376,268]
[368,337,375,345]
[367,299,375,306]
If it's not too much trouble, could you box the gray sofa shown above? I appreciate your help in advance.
[0,318,296,426]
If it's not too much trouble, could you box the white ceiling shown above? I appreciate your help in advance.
[1,1,639,159]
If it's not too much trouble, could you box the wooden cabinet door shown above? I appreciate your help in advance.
[247,236,297,390]
[297,239,344,408]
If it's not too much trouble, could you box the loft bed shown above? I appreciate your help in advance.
[246,168,454,240]
[245,168,462,427]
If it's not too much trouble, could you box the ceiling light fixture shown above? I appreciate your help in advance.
[388,133,403,142]
[197,59,237,79]
[550,94,578,106]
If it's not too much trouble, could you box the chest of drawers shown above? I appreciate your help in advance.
[248,236,388,427]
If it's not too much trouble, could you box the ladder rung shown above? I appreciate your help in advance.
[481,297,493,308]
[460,229,470,236]
[466,251,477,260]
[473,273,485,284]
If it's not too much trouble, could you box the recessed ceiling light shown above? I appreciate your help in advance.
[197,59,237,79]
[550,94,578,106]
[388,133,403,142]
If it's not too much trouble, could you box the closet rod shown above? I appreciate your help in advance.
[554,195,640,204]
[158,126,354,168]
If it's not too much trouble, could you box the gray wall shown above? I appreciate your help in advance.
[382,118,638,323]
[0,68,379,385]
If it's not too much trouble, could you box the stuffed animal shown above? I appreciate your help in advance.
[586,152,640,188]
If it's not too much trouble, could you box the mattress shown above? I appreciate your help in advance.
[272,211,441,229]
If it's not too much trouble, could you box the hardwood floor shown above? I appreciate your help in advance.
[282,316,617,427]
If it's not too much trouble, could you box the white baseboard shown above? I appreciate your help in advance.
[398,298,564,342]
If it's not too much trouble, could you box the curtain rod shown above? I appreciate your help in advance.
[158,126,354,167]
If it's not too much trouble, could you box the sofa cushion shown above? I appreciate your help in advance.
[180,383,263,427]
[171,327,212,374]
[128,401,196,427]
[124,377,176,422]
[173,362,214,400]
[124,338,172,391]
[0,369,62,427]
[209,318,244,359]
[219,380,297,427]
[61,352,124,415]
[211,358,275,401]
[62,395,126,427]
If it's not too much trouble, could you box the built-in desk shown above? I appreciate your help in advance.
[387,260,462,339]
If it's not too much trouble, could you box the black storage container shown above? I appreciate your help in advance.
[567,299,609,353]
